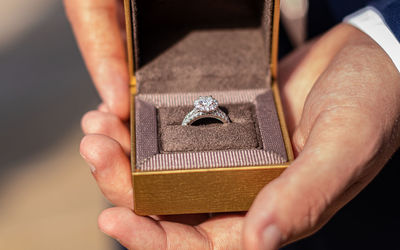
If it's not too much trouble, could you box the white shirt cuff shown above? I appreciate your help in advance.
[344,6,400,73]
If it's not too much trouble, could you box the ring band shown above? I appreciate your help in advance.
[182,96,231,126]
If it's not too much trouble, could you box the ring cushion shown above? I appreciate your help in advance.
[132,0,287,170]
[160,103,260,151]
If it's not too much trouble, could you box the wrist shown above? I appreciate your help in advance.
[344,7,400,73]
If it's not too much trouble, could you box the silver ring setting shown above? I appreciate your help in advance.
[182,96,231,126]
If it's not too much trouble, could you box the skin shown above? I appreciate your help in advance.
[64,0,129,120]
[65,0,400,248]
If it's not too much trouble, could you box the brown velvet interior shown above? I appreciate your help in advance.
[132,0,272,93]
[158,103,261,152]
[135,90,288,169]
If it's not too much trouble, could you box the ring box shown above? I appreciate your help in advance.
[124,0,293,215]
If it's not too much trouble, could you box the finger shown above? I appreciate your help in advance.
[81,110,130,154]
[99,207,209,249]
[64,0,129,119]
[279,24,359,134]
[98,103,109,112]
[199,213,245,250]
[243,107,383,250]
[80,134,133,208]
[243,27,400,249]
[99,207,245,250]
[155,214,210,226]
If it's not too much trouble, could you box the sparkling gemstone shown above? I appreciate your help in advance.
[194,96,218,113]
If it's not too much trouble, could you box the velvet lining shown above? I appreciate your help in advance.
[135,90,288,169]
[158,103,261,152]
[132,0,273,93]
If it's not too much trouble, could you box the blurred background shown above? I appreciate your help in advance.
[1,0,399,249]
[0,0,118,249]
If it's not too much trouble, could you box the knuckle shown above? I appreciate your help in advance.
[81,110,103,133]
[97,209,116,234]
[306,190,330,227]
[298,188,331,238]
[80,134,119,163]
[82,110,121,135]
[280,185,332,241]
[292,129,306,153]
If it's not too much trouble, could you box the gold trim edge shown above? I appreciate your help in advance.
[132,163,290,176]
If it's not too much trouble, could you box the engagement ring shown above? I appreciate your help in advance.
[182,96,231,126]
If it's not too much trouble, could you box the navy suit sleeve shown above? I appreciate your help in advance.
[369,0,400,40]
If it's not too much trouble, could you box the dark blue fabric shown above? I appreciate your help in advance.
[306,0,373,40]
[370,0,400,40]
[325,0,370,21]
[280,0,400,58]
[324,0,400,40]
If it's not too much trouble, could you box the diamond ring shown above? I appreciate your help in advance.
[182,96,231,126]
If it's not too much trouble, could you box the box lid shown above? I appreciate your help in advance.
[124,0,280,94]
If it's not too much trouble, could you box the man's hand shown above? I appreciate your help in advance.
[79,23,400,249]
[244,24,400,248]
[64,0,129,119]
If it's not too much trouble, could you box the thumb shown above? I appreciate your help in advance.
[243,105,384,250]
[242,26,400,249]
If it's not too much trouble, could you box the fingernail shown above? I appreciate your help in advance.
[79,152,96,174]
[262,225,281,250]
[89,164,96,174]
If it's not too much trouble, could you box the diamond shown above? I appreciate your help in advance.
[194,96,218,113]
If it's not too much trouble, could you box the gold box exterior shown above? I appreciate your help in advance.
[133,164,287,215]
[124,0,294,215]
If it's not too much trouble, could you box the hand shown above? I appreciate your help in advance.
[79,23,400,249]
[244,24,400,248]
[64,0,130,119]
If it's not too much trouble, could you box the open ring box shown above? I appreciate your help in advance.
[124,0,293,215]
